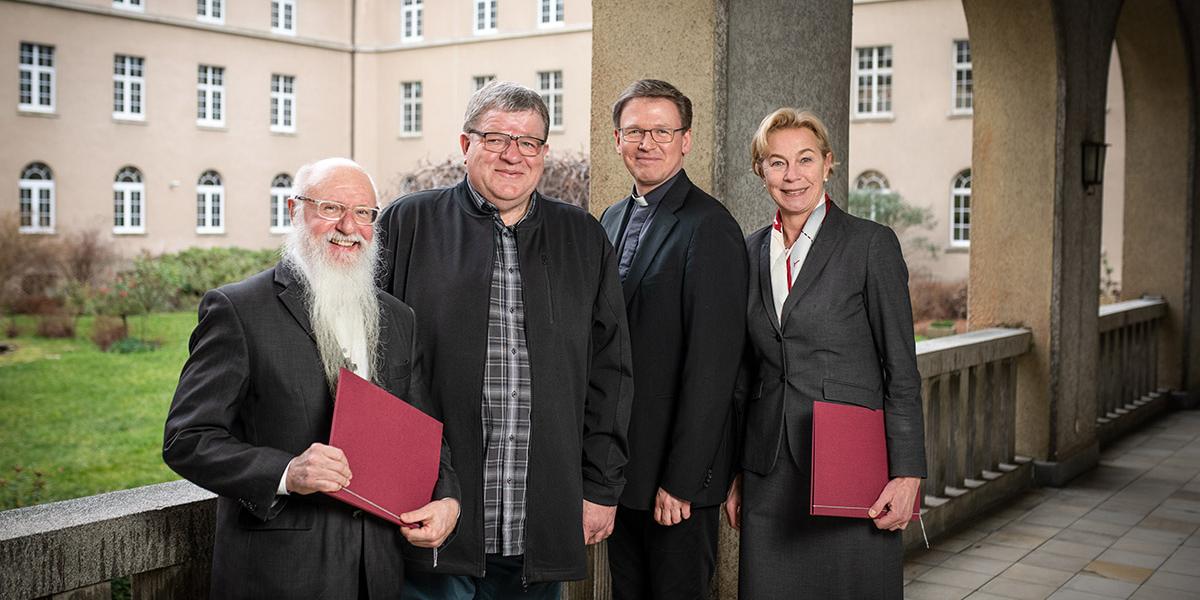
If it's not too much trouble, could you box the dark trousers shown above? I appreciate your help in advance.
[402,554,561,600]
[607,503,720,600]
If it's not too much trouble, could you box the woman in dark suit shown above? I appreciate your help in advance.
[723,108,927,599]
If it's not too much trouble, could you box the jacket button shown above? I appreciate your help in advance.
[774,333,781,342]
[779,374,786,383]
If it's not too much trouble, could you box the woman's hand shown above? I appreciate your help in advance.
[723,473,743,531]
[869,476,920,531]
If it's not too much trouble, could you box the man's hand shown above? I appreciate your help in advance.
[723,473,743,531]
[400,498,460,548]
[285,443,352,495]
[654,487,692,526]
[582,499,617,545]
[869,476,921,531]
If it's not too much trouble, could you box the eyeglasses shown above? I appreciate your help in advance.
[467,129,547,157]
[293,196,380,225]
[618,127,688,144]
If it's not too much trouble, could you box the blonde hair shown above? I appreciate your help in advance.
[749,108,836,177]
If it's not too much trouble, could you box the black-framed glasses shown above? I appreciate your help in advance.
[467,129,547,157]
[292,195,380,225]
[618,127,688,144]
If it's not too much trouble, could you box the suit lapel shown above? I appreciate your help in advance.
[756,230,781,333]
[779,201,845,327]
[275,265,317,344]
[601,199,630,247]
[621,174,687,306]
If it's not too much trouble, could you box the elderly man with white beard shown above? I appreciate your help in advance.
[164,157,461,600]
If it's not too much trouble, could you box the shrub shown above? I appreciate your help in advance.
[910,277,967,323]
[388,153,590,210]
[847,189,939,260]
[35,314,75,339]
[0,465,49,509]
[5,319,19,338]
[148,247,278,306]
[57,229,116,286]
[91,316,128,351]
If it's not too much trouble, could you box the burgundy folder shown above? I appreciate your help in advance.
[324,368,443,527]
[811,400,920,520]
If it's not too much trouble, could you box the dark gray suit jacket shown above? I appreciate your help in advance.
[600,170,748,509]
[163,263,459,600]
[739,201,927,479]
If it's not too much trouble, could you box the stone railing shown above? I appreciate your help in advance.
[1,329,1037,600]
[1096,297,1170,442]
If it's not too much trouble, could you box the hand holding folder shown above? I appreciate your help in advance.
[810,399,920,521]
[324,368,445,529]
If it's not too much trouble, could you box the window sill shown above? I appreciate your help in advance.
[537,21,565,29]
[271,28,297,36]
[114,115,148,125]
[851,114,894,124]
[270,128,297,136]
[18,108,58,118]
[196,229,225,235]
[113,229,146,235]
[398,132,423,139]
[197,123,228,131]
[947,110,973,120]
[269,226,293,235]
[19,228,56,235]
[945,244,970,254]
[473,29,498,36]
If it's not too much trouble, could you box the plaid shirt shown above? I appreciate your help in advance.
[468,182,535,557]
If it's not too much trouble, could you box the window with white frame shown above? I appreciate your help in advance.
[402,0,423,41]
[197,65,225,127]
[952,40,973,114]
[272,0,296,35]
[854,170,890,221]
[473,75,495,92]
[538,70,563,130]
[113,55,145,121]
[951,169,971,246]
[474,0,497,34]
[18,162,54,234]
[271,74,296,133]
[270,173,293,233]
[113,0,143,12]
[539,0,563,25]
[197,0,223,23]
[401,81,422,136]
[855,45,892,117]
[196,170,224,234]
[19,43,55,113]
[113,166,145,234]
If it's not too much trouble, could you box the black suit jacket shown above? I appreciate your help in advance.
[739,201,927,479]
[600,170,748,510]
[163,263,459,600]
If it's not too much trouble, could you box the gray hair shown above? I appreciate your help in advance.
[293,157,378,202]
[463,80,550,139]
[611,79,693,130]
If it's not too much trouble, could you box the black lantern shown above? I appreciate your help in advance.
[1082,141,1108,188]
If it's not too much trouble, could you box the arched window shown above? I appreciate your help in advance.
[854,170,890,221]
[113,166,145,234]
[196,170,224,234]
[951,169,972,247]
[854,170,890,191]
[270,173,293,233]
[19,162,54,233]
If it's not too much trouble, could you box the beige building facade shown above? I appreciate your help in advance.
[1,0,591,254]
[850,0,1126,285]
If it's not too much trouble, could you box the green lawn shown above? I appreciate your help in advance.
[0,312,195,509]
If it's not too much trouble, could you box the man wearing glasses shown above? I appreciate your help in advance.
[376,81,633,599]
[600,80,748,600]
[164,158,460,599]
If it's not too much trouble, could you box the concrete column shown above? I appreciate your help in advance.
[1117,0,1190,392]
[964,0,1121,484]
[1178,1,1200,397]
[590,2,851,598]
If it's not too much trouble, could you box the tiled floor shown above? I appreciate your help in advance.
[903,410,1200,600]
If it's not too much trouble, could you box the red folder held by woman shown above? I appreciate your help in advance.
[811,400,920,520]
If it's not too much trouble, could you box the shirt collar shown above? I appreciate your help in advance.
[772,193,830,244]
[631,169,683,208]
[466,178,537,226]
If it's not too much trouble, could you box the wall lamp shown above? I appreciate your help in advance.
[1082,141,1108,188]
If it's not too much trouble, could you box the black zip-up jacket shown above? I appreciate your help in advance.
[376,179,634,584]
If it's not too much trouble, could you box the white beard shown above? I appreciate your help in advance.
[282,221,381,393]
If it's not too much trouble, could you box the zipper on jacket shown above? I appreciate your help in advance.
[541,253,554,325]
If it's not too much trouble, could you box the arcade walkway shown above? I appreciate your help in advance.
[904,410,1200,600]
